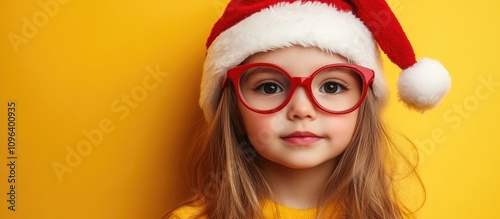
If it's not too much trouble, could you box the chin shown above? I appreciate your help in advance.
[278,159,333,170]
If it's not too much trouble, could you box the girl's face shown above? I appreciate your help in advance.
[237,46,359,170]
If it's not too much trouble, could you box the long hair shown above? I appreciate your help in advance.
[164,83,424,218]
[316,88,425,218]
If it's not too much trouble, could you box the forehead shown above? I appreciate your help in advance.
[245,46,348,76]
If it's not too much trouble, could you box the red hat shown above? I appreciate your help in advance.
[200,0,451,120]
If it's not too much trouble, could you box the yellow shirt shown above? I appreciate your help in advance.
[171,200,318,219]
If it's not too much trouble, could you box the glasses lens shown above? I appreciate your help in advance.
[311,67,363,112]
[239,66,290,111]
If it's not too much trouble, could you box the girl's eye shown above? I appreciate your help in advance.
[319,81,346,94]
[256,82,283,94]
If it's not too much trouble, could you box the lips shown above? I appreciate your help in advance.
[281,131,322,145]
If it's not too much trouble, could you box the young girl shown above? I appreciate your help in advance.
[166,0,450,218]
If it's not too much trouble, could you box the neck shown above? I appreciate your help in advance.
[262,158,336,209]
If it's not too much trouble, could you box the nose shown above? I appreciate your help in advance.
[286,87,317,120]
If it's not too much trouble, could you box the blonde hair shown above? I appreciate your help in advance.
[164,83,424,218]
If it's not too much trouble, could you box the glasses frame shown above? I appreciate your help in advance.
[222,62,375,114]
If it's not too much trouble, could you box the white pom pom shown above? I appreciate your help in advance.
[397,58,451,112]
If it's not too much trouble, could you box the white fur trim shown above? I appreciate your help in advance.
[397,58,451,112]
[200,1,384,120]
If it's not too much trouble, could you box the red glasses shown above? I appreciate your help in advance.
[222,63,374,114]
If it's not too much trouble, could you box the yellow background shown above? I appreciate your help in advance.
[0,0,499,218]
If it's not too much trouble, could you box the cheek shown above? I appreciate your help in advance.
[239,103,270,132]
[238,102,258,131]
[238,102,283,150]
[323,110,359,143]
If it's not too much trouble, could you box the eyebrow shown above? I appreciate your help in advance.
[280,62,349,75]
[245,66,284,74]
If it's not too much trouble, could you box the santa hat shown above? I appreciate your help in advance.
[200,0,451,120]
